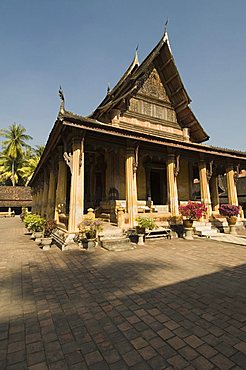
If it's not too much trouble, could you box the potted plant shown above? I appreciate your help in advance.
[135,216,157,245]
[219,204,240,234]
[27,215,45,242]
[75,217,103,250]
[40,220,57,250]
[179,201,207,227]
[135,216,157,234]
[179,201,207,239]
[24,213,36,230]
[219,204,240,223]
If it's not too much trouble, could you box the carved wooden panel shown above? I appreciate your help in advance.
[138,68,170,103]
[129,97,177,123]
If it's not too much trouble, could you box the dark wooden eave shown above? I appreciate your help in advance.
[90,32,209,143]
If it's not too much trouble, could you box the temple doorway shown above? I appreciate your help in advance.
[150,169,167,204]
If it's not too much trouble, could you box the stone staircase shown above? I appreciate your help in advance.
[100,223,135,252]
[193,221,220,238]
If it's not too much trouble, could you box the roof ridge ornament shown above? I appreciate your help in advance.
[59,85,65,114]
[164,18,168,34]
[107,82,111,95]
[134,44,139,66]
[162,19,172,52]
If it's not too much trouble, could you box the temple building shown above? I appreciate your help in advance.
[29,30,246,248]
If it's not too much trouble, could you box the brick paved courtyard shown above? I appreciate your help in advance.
[0,218,245,370]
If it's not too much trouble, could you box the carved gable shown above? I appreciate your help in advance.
[120,67,184,141]
[138,68,170,103]
[127,68,178,125]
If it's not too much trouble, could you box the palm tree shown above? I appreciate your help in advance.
[19,156,41,186]
[0,152,23,186]
[0,123,32,186]
[19,145,44,186]
[34,145,45,157]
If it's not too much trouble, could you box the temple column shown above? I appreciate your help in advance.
[199,160,212,217]
[34,191,38,213]
[67,137,85,232]
[46,162,56,219]
[210,174,220,212]
[39,188,43,215]
[125,146,138,228]
[36,187,41,215]
[32,189,37,213]
[167,154,179,216]
[55,149,67,223]
[41,169,49,218]
[226,164,238,205]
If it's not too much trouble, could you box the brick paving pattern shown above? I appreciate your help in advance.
[0,217,245,369]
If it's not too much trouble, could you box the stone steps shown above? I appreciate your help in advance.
[101,236,134,251]
[100,222,133,251]
[193,221,220,238]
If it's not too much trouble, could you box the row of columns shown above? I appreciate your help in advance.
[32,139,239,231]
[126,151,239,227]
[32,138,82,232]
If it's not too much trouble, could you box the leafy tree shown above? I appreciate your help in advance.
[34,145,45,157]
[0,152,24,186]
[19,156,41,186]
[0,123,33,186]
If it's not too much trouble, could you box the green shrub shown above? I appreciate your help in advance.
[24,213,45,232]
[136,216,157,230]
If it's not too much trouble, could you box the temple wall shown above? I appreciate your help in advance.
[120,115,183,137]
[177,158,190,200]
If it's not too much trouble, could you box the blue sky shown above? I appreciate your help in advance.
[0,0,245,151]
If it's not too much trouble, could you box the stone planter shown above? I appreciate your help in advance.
[137,234,145,245]
[227,216,237,235]
[40,237,53,250]
[183,220,194,240]
[183,220,193,229]
[81,239,96,251]
[227,216,237,226]
[136,226,145,235]
[33,231,43,244]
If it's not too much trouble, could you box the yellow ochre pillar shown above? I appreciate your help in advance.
[167,154,179,216]
[55,152,67,223]
[68,138,84,232]
[125,146,138,228]
[226,164,238,205]
[199,160,212,218]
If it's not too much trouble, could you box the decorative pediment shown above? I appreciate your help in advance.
[138,68,170,103]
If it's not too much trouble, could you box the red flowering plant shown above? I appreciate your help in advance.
[219,204,240,218]
[179,201,207,221]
